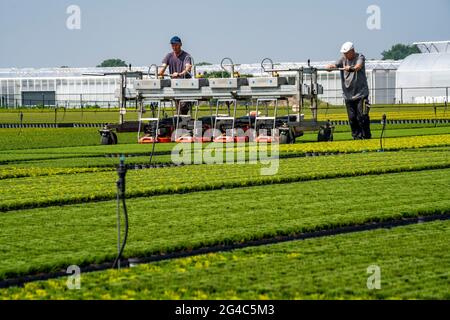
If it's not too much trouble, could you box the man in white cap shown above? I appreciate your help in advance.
[326,42,371,140]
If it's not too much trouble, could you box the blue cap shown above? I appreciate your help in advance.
[170,36,182,44]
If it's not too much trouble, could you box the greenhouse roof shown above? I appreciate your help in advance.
[397,52,450,72]
[414,41,450,54]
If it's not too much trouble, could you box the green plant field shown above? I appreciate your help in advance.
[0,143,176,163]
[0,109,448,300]
[0,168,448,280]
[0,156,176,179]
[316,108,450,121]
[0,130,447,176]
[0,149,449,212]
[0,128,138,151]
[2,145,450,180]
[1,104,449,124]
[1,136,449,180]
[333,122,450,132]
[2,220,448,300]
[278,134,450,153]
[0,166,115,180]
[1,132,449,165]
[1,123,449,151]
[298,126,450,142]
[0,110,135,124]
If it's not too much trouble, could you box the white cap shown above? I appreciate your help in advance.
[340,42,354,53]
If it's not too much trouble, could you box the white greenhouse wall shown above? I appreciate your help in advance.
[396,53,450,104]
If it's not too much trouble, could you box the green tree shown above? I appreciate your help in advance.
[97,59,128,67]
[381,44,420,60]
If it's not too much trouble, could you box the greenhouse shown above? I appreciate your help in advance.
[1,51,448,107]
[396,41,450,104]
[0,67,126,108]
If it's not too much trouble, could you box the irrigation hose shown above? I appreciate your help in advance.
[113,157,129,269]
[113,183,129,269]
[380,114,387,151]
[149,133,157,164]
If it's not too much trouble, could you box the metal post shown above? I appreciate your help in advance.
[119,74,125,125]
[371,71,375,105]
[444,87,448,118]
[400,88,403,105]
[311,68,319,121]
[446,87,449,106]
[296,69,303,120]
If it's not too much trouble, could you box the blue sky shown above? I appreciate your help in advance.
[0,0,449,68]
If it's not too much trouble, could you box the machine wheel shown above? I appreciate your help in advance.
[101,135,110,145]
[318,126,333,142]
[279,133,289,144]
[111,131,118,144]
[279,129,296,144]
[100,129,118,145]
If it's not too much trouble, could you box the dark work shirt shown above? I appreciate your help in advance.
[162,51,193,78]
[335,53,369,101]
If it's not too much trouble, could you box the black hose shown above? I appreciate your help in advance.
[113,157,128,269]
[149,136,157,164]
[18,112,24,136]
[112,184,128,268]
[434,105,437,128]
[380,114,387,151]
[112,193,128,269]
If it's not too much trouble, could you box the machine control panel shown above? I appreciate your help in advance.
[248,77,280,88]
[171,79,200,89]
[209,78,238,89]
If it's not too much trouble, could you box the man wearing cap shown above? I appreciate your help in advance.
[159,36,193,79]
[158,36,193,115]
[326,42,372,140]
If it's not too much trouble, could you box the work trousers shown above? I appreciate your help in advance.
[345,96,372,140]
[177,101,193,115]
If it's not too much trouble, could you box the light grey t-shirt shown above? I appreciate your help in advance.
[335,53,369,101]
